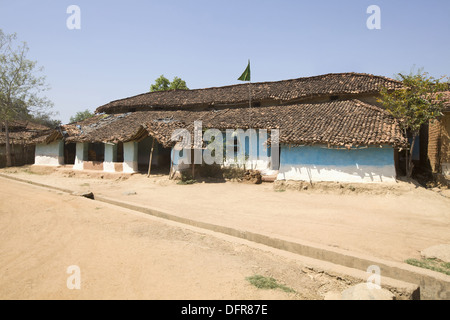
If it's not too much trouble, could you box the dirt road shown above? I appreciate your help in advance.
[0,178,353,300]
[3,166,449,263]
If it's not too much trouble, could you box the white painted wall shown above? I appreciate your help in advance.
[34,141,64,166]
[104,143,117,173]
[73,142,88,170]
[277,164,397,183]
[123,141,138,173]
[223,158,271,172]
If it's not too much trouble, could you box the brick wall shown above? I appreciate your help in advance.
[441,114,450,165]
[428,112,450,173]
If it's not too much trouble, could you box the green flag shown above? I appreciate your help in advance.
[238,60,251,82]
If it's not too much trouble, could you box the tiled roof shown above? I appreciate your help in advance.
[440,91,450,111]
[0,120,50,145]
[96,73,403,114]
[63,99,407,148]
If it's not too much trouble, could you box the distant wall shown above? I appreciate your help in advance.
[277,145,397,183]
[34,141,64,166]
[0,144,35,168]
[428,113,450,174]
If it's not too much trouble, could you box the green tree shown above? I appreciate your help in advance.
[169,76,189,90]
[70,109,94,123]
[31,113,61,128]
[150,75,189,92]
[0,29,54,167]
[379,70,449,178]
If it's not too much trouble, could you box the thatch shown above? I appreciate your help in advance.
[96,73,404,114]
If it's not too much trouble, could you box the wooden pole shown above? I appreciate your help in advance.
[191,150,195,179]
[5,120,12,167]
[169,146,175,180]
[147,138,155,177]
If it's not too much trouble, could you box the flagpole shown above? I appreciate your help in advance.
[248,72,253,169]
[237,59,253,169]
[248,81,251,121]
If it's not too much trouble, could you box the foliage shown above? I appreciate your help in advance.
[150,75,189,92]
[150,75,170,92]
[169,76,189,90]
[70,109,95,123]
[177,170,196,185]
[197,163,223,179]
[406,258,450,276]
[379,71,449,134]
[31,112,61,128]
[0,30,54,122]
[246,275,295,293]
[378,70,449,177]
[0,29,55,166]
[222,167,246,180]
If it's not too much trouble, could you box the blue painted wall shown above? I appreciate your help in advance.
[280,145,394,167]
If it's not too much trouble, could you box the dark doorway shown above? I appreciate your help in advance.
[88,143,105,162]
[64,143,76,165]
[117,142,124,163]
[137,136,172,174]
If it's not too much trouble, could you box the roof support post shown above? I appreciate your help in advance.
[147,138,155,177]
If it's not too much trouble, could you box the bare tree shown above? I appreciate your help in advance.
[0,29,54,166]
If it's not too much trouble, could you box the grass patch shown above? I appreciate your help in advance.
[222,167,246,180]
[80,183,90,187]
[246,275,295,293]
[406,258,450,276]
[23,169,44,175]
[177,179,196,185]
[177,170,197,185]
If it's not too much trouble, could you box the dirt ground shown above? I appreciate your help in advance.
[2,165,449,263]
[1,165,449,299]
[0,176,359,300]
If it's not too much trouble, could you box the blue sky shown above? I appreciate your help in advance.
[1,0,449,123]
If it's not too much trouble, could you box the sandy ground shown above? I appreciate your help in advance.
[2,165,449,263]
[0,176,360,300]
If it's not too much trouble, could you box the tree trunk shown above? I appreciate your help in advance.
[407,133,417,178]
[4,120,12,167]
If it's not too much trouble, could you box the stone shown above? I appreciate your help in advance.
[243,170,262,184]
[123,191,137,196]
[72,191,94,200]
[440,189,450,199]
[323,291,342,300]
[340,283,394,300]
[421,244,450,263]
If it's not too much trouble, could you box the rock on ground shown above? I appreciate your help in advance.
[335,283,394,300]
[421,244,450,263]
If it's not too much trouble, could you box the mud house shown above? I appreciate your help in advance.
[0,120,49,168]
[427,91,450,183]
[33,72,408,183]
